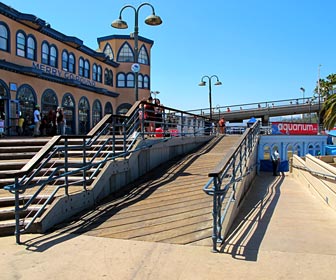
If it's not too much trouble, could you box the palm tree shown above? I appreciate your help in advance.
[316,74,336,129]
[323,93,336,130]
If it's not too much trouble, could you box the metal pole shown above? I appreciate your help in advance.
[317,65,321,134]
[199,75,221,120]
[208,81,212,119]
[112,3,162,102]
[134,9,139,101]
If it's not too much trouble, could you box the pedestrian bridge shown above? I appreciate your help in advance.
[189,96,324,124]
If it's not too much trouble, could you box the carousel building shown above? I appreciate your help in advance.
[0,2,154,135]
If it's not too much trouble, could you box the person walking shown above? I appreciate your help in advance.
[17,113,25,136]
[33,105,41,137]
[218,117,226,134]
[56,107,64,135]
[271,149,280,176]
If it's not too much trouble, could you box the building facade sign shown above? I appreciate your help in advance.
[32,62,96,87]
[272,122,318,135]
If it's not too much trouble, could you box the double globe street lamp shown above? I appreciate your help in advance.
[198,75,222,119]
[112,2,162,102]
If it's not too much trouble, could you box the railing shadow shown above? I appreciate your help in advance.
[219,172,284,261]
[20,136,223,252]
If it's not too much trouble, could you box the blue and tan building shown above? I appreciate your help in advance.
[0,2,154,135]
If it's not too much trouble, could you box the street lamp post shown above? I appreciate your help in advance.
[198,75,222,119]
[300,87,305,103]
[112,3,162,102]
[300,87,305,120]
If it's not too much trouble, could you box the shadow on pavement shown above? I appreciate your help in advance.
[220,172,284,261]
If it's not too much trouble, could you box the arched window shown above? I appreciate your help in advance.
[16,84,37,123]
[41,89,58,117]
[117,42,133,62]
[117,103,132,115]
[62,50,69,71]
[263,145,271,160]
[27,36,36,60]
[92,63,97,81]
[117,73,126,87]
[308,144,314,155]
[294,144,301,157]
[50,45,57,67]
[286,144,294,160]
[78,97,90,134]
[0,81,9,99]
[62,51,76,73]
[69,53,75,73]
[144,75,149,89]
[138,45,149,64]
[16,31,26,57]
[138,74,143,89]
[97,65,102,83]
[79,57,84,76]
[62,93,75,134]
[41,42,57,66]
[0,23,9,51]
[41,42,49,64]
[0,81,9,131]
[104,102,113,115]
[104,69,113,86]
[16,31,36,60]
[92,100,102,127]
[126,73,134,88]
[103,43,114,60]
[84,59,90,78]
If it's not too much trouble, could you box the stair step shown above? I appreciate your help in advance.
[0,166,96,179]
[0,195,51,207]
[0,218,32,237]
[0,146,43,153]
[0,204,44,221]
[0,176,95,189]
[0,152,38,160]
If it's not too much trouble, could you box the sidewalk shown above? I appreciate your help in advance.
[1,173,336,280]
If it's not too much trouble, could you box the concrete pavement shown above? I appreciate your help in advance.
[1,173,336,280]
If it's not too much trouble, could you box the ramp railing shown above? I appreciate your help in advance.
[203,121,260,252]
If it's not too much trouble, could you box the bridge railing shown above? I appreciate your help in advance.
[188,96,322,118]
[203,121,260,252]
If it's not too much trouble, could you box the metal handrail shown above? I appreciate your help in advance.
[4,103,214,244]
[291,163,336,181]
[203,121,260,252]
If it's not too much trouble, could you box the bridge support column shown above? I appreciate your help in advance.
[262,115,269,126]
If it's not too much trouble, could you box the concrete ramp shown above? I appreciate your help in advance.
[223,172,336,260]
[54,135,241,245]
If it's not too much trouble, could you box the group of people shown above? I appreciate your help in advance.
[140,96,164,136]
[17,106,66,137]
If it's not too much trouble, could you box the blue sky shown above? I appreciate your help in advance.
[2,0,335,111]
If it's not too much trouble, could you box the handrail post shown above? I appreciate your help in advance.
[64,137,69,195]
[82,136,87,190]
[211,175,220,252]
[112,116,116,157]
[14,177,21,244]
[180,112,184,137]
[123,121,127,155]
[140,104,145,139]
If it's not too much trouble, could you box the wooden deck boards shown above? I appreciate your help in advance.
[58,135,241,247]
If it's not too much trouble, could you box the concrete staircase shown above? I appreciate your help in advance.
[0,136,129,236]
